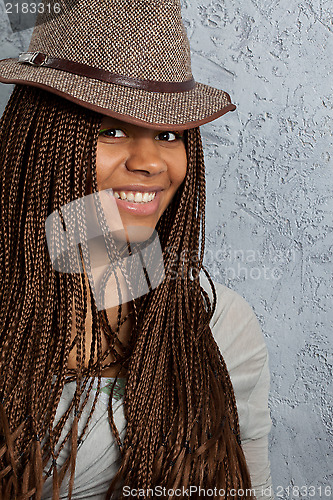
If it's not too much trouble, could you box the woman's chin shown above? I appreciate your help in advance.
[111,225,156,244]
[126,225,156,243]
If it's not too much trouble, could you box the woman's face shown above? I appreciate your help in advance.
[90,116,187,234]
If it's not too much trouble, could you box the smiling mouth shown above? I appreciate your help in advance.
[111,190,157,204]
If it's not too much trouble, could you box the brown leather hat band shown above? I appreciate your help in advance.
[17,52,196,93]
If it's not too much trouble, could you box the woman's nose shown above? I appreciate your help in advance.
[125,138,167,175]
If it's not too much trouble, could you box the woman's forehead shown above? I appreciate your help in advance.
[100,115,128,127]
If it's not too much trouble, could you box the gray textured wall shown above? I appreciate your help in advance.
[1,1,332,498]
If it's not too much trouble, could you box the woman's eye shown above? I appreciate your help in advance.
[99,128,127,138]
[156,131,182,142]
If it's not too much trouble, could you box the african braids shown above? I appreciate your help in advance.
[0,85,254,499]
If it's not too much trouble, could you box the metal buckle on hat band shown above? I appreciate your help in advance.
[18,52,47,66]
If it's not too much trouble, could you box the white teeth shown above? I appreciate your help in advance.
[134,192,143,202]
[112,190,157,203]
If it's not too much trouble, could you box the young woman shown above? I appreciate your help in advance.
[0,1,274,499]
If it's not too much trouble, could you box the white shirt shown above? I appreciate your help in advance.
[42,274,274,499]
[200,273,274,500]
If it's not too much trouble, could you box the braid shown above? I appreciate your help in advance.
[0,85,254,499]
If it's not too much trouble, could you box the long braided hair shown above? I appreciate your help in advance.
[0,85,254,499]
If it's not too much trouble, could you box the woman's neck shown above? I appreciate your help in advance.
[67,270,133,378]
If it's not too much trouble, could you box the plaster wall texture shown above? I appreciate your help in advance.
[0,0,332,498]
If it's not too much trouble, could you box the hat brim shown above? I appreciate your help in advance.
[0,58,236,130]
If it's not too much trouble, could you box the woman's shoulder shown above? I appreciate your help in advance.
[199,270,268,373]
[199,270,272,442]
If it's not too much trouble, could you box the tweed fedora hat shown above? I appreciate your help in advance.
[0,0,236,130]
